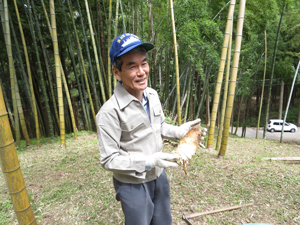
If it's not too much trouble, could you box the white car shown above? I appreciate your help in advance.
[267,119,298,133]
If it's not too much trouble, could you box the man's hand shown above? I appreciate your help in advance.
[176,118,201,140]
[146,152,179,169]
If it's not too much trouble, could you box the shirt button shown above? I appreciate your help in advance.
[131,125,134,129]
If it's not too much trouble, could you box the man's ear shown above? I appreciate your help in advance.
[112,67,121,81]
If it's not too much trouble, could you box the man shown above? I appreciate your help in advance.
[96,33,201,225]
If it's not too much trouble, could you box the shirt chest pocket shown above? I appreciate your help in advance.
[153,104,162,117]
[152,104,162,128]
[120,114,145,141]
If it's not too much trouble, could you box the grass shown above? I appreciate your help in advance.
[1,130,300,224]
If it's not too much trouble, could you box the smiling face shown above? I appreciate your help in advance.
[112,51,149,102]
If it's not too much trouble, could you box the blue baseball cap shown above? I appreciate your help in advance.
[110,33,154,64]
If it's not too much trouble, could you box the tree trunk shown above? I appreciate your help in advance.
[206,88,210,126]
[256,30,267,139]
[264,2,286,138]
[278,80,284,119]
[297,100,300,127]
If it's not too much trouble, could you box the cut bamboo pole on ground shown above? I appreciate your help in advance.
[263,157,300,161]
[183,203,253,224]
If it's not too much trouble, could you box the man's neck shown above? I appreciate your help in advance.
[120,81,144,102]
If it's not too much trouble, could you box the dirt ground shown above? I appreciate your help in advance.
[1,131,300,224]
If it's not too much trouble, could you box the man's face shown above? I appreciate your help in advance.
[113,52,149,100]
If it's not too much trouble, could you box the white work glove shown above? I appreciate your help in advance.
[175,147,195,161]
[199,127,208,148]
[146,152,179,169]
[176,118,201,140]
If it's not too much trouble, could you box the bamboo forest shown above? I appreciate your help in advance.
[1,0,300,224]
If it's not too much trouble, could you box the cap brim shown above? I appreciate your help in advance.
[117,42,154,58]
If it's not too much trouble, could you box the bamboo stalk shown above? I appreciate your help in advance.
[169,0,181,125]
[13,0,40,148]
[264,3,286,139]
[8,11,33,120]
[26,0,54,140]
[1,0,20,149]
[0,4,31,146]
[59,0,89,131]
[207,0,236,149]
[108,0,113,96]
[119,0,126,33]
[114,0,120,39]
[50,0,65,147]
[66,0,97,126]
[14,72,31,145]
[0,2,37,224]
[280,59,300,143]
[97,0,107,69]
[0,78,15,129]
[84,0,106,104]
[42,0,79,139]
[31,0,59,128]
[219,0,246,156]
[216,26,232,150]
[76,0,102,114]
[184,66,193,123]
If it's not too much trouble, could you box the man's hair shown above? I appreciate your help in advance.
[112,46,147,71]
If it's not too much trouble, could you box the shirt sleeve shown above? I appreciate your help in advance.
[160,109,180,141]
[96,110,146,177]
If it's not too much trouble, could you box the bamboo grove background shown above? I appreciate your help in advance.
[1,0,300,150]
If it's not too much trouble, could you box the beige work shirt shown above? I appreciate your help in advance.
[96,82,179,184]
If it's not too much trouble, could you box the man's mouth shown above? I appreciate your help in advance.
[136,78,147,84]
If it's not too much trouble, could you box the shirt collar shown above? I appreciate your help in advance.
[142,91,148,107]
[114,81,149,110]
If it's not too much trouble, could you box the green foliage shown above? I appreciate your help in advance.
[70,88,79,98]
[165,117,176,125]
[2,0,300,140]
[282,107,298,124]
[0,200,12,222]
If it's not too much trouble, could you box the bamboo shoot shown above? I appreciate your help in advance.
[173,125,205,175]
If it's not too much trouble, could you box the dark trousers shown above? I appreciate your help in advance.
[113,170,172,225]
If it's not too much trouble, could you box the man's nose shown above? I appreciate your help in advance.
[137,65,145,75]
